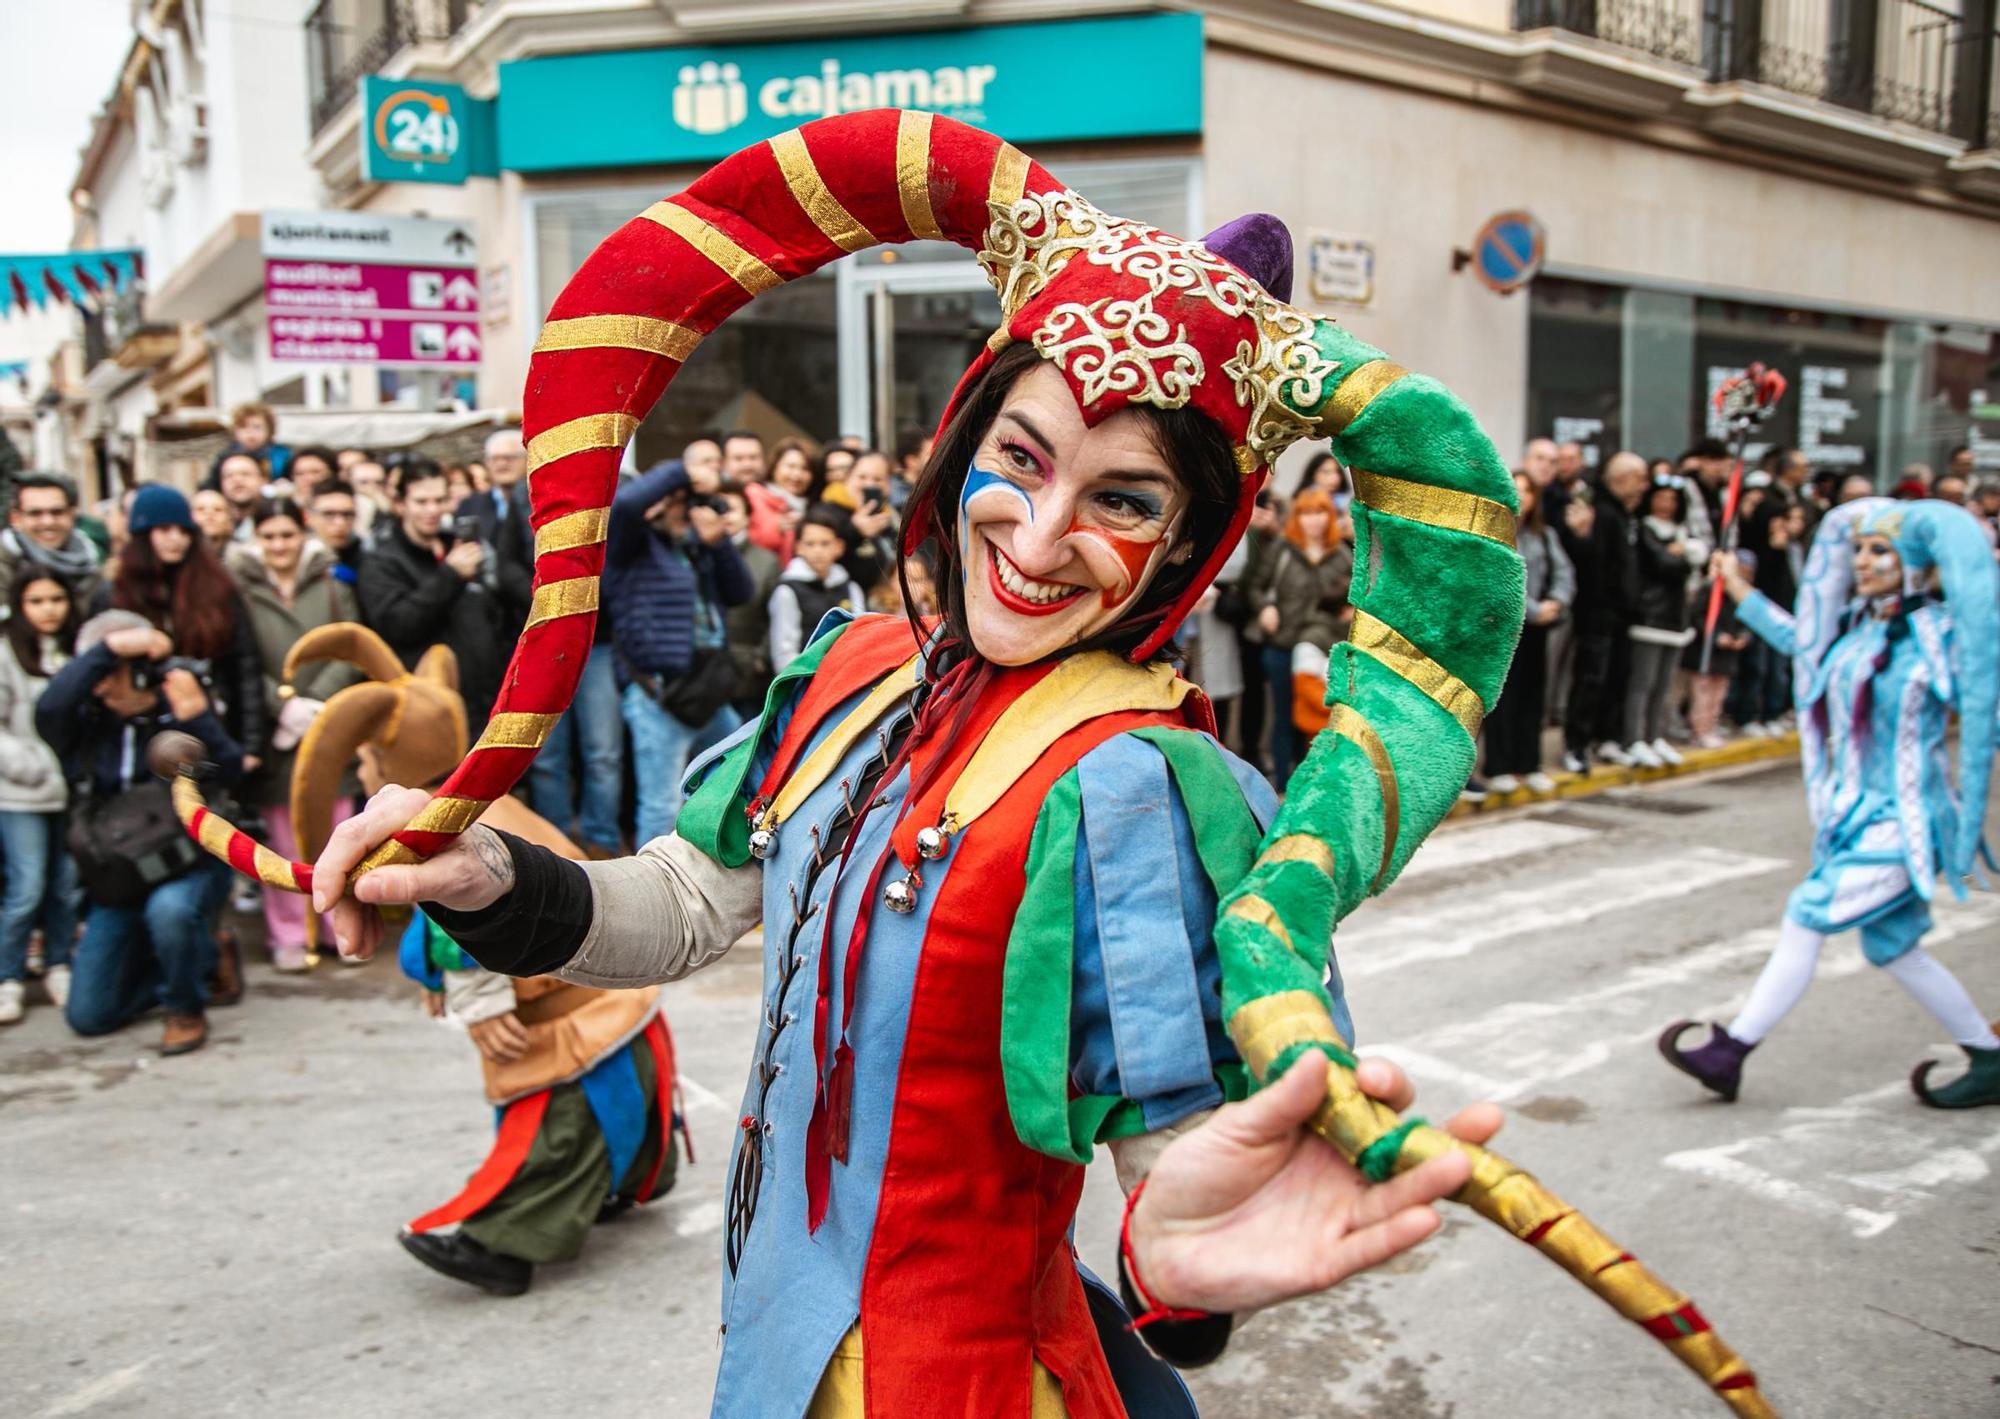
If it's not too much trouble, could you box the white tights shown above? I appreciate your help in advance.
[1728,916,2000,1050]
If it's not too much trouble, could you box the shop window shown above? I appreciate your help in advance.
[529,187,837,465]
[1692,298,1887,472]
[1524,273,1993,485]
[1527,276,1625,467]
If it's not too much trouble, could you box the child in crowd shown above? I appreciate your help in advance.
[766,509,867,670]
[1682,551,1754,748]
[0,572,80,1023]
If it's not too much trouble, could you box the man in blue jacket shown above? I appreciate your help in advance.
[39,611,244,1055]
[606,460,753,843]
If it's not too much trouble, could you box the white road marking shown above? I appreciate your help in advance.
[671,1197,727,1237]
[1662,1081,2000,1239]
[1392,817,1598,884]
[1340,846,1788,979]
[41,1358,158,1417]
[677,1073,734,1114]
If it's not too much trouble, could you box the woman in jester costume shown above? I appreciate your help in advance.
[173,112,1774,1416]
[1662,498,2000,1108]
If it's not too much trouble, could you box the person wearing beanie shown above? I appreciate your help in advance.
[99,484,268,774]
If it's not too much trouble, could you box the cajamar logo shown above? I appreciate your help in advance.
[674,61,748,136]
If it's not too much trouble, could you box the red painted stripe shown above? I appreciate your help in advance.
[636,1014,677,1203]
[189,805,208,836]
[1593,1251,1636,1275]
[406,1090,552,1233]
[224,828,261,879]
[1523,1211,1570,1247]
[1716,1373,1759,1391]
[1639,1304,1712,1341]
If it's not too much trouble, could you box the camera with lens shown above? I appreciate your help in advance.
[130,655,215,692]
[450,512,482,545]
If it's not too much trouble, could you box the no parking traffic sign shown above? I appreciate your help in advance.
[1469,210,1545,295]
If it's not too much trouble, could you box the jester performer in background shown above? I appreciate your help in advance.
[1662,499,2000,1108]
[242,625,679,1296]
[178,112,1776,1417]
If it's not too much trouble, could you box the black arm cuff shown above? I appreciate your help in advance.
[421,829,594,977]
[1116,1241,1234,1369]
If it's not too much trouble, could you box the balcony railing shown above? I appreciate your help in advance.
[305,0,472,134]
[1516,0,1999,145]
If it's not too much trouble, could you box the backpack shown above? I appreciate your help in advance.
[66,778,203,909]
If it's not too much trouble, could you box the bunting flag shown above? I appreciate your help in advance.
[0,250,144,319]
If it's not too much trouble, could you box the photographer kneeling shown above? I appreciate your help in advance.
[37,612,243,1054]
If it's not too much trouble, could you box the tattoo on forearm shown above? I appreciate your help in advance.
[468,828,516,900]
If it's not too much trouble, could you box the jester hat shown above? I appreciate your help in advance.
[171,110,1771,1415]
[283,624,469,867]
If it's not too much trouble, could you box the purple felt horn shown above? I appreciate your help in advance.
[1203,213,1295,304]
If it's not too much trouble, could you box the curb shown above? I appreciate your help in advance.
[1448,732,1801,820]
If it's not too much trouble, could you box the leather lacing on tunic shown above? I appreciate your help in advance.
[726,690,923,1275]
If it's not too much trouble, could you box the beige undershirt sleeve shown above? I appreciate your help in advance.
[1106,1108,1216,1195]
[553,832,765,989]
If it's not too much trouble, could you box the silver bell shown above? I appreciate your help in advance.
[915,825,950,861]
[748,827,779,861]
[883,875,920,914]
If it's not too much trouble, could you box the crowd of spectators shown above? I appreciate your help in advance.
[0,394,1991,1057]
[1463,435,1997,801]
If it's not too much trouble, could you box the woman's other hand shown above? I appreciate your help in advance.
[1127,1054,1502,1315]
[1257,605,1280,636]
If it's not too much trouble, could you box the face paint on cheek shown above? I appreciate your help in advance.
[1064,521,1174,611]
[959,463,1036,588]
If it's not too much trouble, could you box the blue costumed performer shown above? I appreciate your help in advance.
[1661,497,2000,1107]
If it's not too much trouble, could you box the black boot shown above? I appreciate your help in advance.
[1658,1020,1755,1102]
[398,1229,533,1297]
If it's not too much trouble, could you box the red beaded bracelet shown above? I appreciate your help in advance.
[1119,1178,1213,1330]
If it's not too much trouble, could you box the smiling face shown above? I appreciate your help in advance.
[771,448,814,497]
[257,514,305,575]
[957,363,1192,666]
[1852,532,1904,599]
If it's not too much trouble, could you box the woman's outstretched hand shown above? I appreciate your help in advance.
[1128,1054,1502,1315]
[310,784,518,961]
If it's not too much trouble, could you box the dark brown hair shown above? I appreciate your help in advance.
[899,341,1239,665]
[111,529,241,660]
[6,569,77,676]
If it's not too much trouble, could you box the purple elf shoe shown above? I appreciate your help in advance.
[1658,1020,1755,1102]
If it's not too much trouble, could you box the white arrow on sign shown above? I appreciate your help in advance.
[446,326,482,358]
[444,274,478,309]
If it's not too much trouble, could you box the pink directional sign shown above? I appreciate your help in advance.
[261,211,482,368]
[265,261,481,366]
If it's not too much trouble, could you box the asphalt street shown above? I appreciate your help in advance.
[6,759,1998,1419]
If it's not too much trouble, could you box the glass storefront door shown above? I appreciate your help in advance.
[839,258,1001,450]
